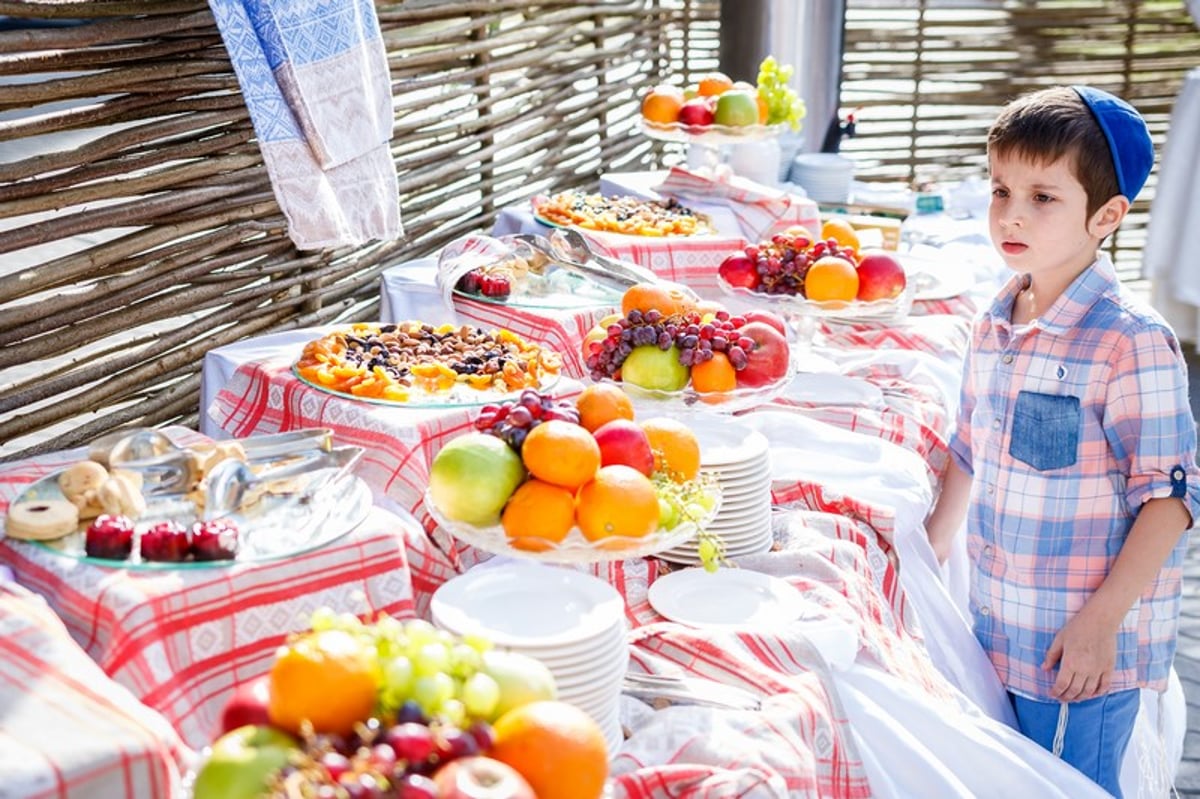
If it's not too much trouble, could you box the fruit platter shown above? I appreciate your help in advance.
[638,56,804,144]
[530,190,713,237]
[717,219,914,325]
[190,610,612,799]
[6,430,370,568]
[580,282,793,412]
[293,322,562,406]
[426,385,723,567]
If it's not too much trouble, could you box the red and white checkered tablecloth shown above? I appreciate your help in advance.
[0,427,451,751]
[0,580,191,799]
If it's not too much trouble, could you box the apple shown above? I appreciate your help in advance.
[433,756,536,799]
[736,321,791,388]
[621,345,690,392]
[677,96,715,128]
[192,725,298,799]
[741,309,788,338]
[429,433,526,525]
[480,650,558,722]
[718,252,760,290]
[713,90,759,127]
[219,676,272,735]
[592,419,655,476]
[855,249,908,301]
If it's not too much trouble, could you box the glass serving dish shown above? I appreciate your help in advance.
[603,374,791,415]
[425,485,720,564]
[19,467,372,569]
[451,269,623,311]
[292,366,562,409]
[639,118,787,145]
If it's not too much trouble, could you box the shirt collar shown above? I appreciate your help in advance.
[985,252,1118,335]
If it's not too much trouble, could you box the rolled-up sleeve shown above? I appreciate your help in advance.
[948,333,977,476]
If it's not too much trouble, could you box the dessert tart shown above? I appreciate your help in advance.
[294,322,562,403]
[532,191,711,237]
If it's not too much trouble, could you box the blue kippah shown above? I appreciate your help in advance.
[1072,85,1154,200]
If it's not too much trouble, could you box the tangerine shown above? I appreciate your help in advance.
[501,479,576,551]
[575,383,635,432]
[576,465,660,543]
[621,282,696,318]
[267,629,378,736]
[756,92,769,124]
[640,416,701,482]
[697,72,734,97]
[820,218,861,253]
[490,701,608,799]
[690,351,737,393]
[804,256,860,302]
[641,85,685,125]
[520,420,600,490]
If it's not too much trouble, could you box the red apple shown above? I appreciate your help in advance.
[855,249,907,301]
[736,321,791,388]
[433,756,535,799]
[741,309,788,338]
[677,96,715,129]
[219,676,273,736]
[718,252,760,290]
[592,419,655,476]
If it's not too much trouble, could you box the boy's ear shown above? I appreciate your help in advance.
[1089,195,1130,238]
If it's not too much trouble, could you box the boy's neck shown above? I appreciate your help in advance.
[1012,252,1099,325]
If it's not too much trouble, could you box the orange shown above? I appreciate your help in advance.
[697,72,734,97]
[267,629,378,736]
[783,224,814,241]
[804,255,860,302]
[640,416,701,482]
[520,420,601,490]
[502,479,576,551]
[621,282,696,318]
[490,701,608,799]
[820,218,861,253]
[575,383,635,432]
[641,85,685,125]
[690,351,737,393]
[756,92,769,124]
[576,465,660,543]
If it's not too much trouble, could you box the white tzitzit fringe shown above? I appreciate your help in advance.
[1052,702,1069,758]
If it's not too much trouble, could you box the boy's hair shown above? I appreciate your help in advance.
[987,86,1118,217]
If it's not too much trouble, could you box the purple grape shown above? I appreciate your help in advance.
[508,405,533,427]
[384,722,434,764]
[320,752,351,782]
[397,774,438,798]
[394,701,427,725]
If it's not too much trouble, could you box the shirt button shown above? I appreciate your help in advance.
[986,484,995,495]
[980,606,991,617]
[992,418,1001,430]
[1002,354,1014,364]
[982,545,992,556]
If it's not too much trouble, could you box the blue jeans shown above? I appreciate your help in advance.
[1009,689,1140,798]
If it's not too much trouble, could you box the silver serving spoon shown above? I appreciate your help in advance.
[510,232,655,294]
[203,446,364,520]
[105,428,334,467]
[547,228,662,286]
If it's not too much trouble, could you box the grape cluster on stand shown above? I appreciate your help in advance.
[584,308,757,382]
[474,389,580,452]
[747,232,859,296]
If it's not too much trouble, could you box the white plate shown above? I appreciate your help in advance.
[431,563,623,648]
[648,567,809,628]
[692,419,770,467]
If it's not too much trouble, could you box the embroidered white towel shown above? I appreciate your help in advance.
[207,0,402,250]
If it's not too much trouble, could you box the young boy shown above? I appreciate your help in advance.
[926,85,1200,796]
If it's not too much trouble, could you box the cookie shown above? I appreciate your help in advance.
[6,500,80,541]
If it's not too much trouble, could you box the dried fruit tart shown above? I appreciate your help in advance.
[295,322,562,403]
[532,191,710,236]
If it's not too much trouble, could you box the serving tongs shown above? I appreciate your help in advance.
[511,229,659,293]
[202,445,364,520]
[622,671,761,711]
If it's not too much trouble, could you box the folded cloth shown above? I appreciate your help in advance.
[655,166,820,242]
[208,0,402,250]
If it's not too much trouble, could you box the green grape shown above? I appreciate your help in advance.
[684,502,707,522]
[461,633,494,655]
[309,606,338,632]
[440,698,467,728]
[447,642,484,678]
[460,672,501,719]
[696,490,718,513]
[412,642,451,677]
[411,673,454,714]
[658,496,681,530]
[404,619,438,646]
[336,612,363,631]
[756,55,807,130]
[383,654,414,696]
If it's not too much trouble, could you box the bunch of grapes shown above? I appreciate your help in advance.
[755,56,806,130]
[584,308,758,382]
[474,389,580,452]
[745,233,859,296]
[654,472,725,573]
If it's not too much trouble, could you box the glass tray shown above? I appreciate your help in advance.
[451,271,622,311]
[639,117,786,145]
[718,277,915,325]
[20,469,372,569]
[425,486,720,564]
[292,365,562,409]
[604,373,791,415]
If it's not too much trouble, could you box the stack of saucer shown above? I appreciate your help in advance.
[430,561,627,753]
[790,153,855,204]
[658,418,772,565]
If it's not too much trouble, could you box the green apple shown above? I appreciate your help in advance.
[621,345,690,392]
[429,433,526,525]
[192,725,298,799]
[481,649,558,722]
[714,89,760,127]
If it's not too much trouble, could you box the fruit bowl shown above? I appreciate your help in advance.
[719,278,915,326]
[605,373,791,415]
[425,486,720,564]
[639,118,787,145]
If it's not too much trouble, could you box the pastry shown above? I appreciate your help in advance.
[97,472,147,519]
[58,460,110,518]
[5,500,80,541]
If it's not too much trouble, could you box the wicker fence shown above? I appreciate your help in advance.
[0,0,720,460]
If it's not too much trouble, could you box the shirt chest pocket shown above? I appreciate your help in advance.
[1009,390,1081,471]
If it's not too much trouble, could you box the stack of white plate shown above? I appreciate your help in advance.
[658,418,773,565]
[790,153,855,204]
[430,561,627,753]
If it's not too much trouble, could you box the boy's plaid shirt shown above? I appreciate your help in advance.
[949,253,1200,698]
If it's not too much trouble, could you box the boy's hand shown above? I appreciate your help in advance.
[1041,609,1118,702]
